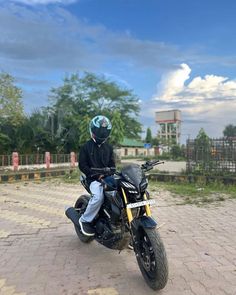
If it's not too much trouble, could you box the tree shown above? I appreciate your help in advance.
[194,128,212,170]
[79,115,91,147]
[0,132,11,154]
[0,72,25,153]
[152,137,159,147]
[170,145,184,159]
[22,108,61,153]
[50,72,142,140]
[110,111,125,146]
[195,128,210,146]
[0,72,24,126]
[223,124,236,138]
[14,118,34,153]
[0,71,142,154]
[145,127,152,144]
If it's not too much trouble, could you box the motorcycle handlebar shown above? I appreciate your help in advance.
[91,167,116,172]
[90,161,164,177]
[90,167,116,177]
[141,160,164,171]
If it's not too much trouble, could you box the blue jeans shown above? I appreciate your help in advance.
[80,181,104,223]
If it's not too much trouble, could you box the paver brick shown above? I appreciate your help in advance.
[0,181,236,295]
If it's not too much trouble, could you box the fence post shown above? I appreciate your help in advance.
[45,152,50,169]
[12,152,19,171]
[70,152,76,168]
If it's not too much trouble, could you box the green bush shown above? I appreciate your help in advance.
[63,169,81,183]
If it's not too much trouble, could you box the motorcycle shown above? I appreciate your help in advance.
[65,160,168,290]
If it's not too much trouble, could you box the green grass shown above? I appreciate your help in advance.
[62,169,81,183]
[149,181,236,205]
[58,169,236,205]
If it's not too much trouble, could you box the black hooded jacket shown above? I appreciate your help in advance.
[79,139,116,183]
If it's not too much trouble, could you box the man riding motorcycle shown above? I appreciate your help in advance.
[79,115,115,236]
[65,122,169,290]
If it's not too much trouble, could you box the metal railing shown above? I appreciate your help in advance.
[0,155,12,167]
[19,154,45,165]
[0,153,77,169]
[186,138,236,174]
[51,154,71,164]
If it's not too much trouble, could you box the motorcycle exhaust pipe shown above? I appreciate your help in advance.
[65,206,80,227]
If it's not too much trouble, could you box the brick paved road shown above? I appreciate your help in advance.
[0,181,235,295]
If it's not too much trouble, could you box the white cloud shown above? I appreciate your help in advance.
[152,64,236,139]
[154,63,236,107]
[10,0,77,5]
[156,63,191,102]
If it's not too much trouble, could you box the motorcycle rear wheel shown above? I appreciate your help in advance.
[136,228,168,290]
[74,195,94,243]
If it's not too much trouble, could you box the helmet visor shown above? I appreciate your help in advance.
[93,127,111,141]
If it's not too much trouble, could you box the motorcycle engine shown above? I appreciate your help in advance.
[95,218,125,250]
[96,218,114,239]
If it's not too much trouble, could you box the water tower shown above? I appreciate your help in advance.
[155,110,181,144]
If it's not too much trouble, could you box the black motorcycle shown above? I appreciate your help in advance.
[65,160,168,290]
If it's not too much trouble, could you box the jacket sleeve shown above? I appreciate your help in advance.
[108,146,116,168]
[79,145,92,177]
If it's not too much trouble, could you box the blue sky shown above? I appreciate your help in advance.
[0,0,236,142]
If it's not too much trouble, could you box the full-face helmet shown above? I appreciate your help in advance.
[89,115,112,145]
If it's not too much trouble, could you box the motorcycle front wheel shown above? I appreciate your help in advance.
[135,227,168,290]
[74,195,94,243]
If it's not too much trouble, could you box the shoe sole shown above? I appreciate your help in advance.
[79,219,95,237]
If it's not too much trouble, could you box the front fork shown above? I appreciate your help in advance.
[121,188,152,224]
[121,188,157,251]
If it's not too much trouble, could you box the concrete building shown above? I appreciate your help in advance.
[116,138,155,158]
[155,110,181,144]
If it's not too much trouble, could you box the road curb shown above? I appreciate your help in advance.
[1,169,235,185]
[0,168,75,183]
[148,173,236,185]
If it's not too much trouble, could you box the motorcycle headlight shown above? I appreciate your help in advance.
[121,181,138,194]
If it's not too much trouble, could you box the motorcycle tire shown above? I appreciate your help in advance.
[135,228,168,290]
[74,195,94,243]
